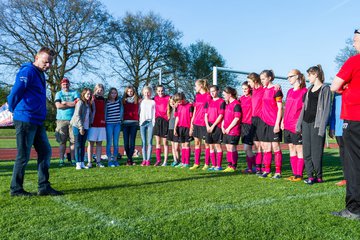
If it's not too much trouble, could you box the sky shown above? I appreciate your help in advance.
[101,0,358,83]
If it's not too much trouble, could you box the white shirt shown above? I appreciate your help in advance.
[139,99,155,126]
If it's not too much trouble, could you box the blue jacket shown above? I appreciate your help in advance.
[329,93,343,136]
[7,62,47,125]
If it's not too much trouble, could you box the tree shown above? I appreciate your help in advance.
[335,38,357,70]
[108,12,182,93]
[0,0,110,104]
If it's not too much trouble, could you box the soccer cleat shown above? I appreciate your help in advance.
[181,164,189,168]
[175,163,183,168]
[241,168,254,174]
[154,161,161,167]
[171,161,179,167]
[286,176,295,181]
[335,180,347,186]
[331,209,360,220]
[38,187,64,196]
[189,164,200,170]
[259,172,272,178]
[223,167,235,173]
[202,164,209,170]
[255,171,263,176]
[214,167,223,171]
[304,178,315,185]
[290,176,303,182]
[59,159,65,167]
[207,166,216,171]
[272,173,281,179]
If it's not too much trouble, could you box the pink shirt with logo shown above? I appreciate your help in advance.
[284,87,307,133]
[251,86,264,118]
[193,92,212,126]
[223,99,242,136]
[260,86,283,126]
[154,95,170,121]
[205,98,226,128]
[175,102,194,128]
[239,95,252,124]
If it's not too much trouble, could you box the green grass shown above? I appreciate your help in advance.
[0,149,358,239]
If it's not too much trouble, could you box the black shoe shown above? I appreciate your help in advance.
[10,190,33,197]
[38,187,64,196]
[331,209,360,220]
[304,178,315,185]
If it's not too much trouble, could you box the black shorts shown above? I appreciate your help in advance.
[241,123,254,145]
[262,123,282,142]
[222,134,240,145]
[167,129,178,142]
[193,124,207,140]
[177,127,193,143]
[153,117,169,138]
[252,117,266,142]
[283,129,302,145]
[205,125,223,144]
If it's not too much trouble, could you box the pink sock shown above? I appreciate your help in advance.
[156,148,161,163]
[263,152,272,173]
[181,149,186,164]
[186,148,191,165]
[246,156,252,169]
[274,151,282,174]
[194,148,201,165]
[250,156,256,169]
[210,151,216,166]
[205,148,210,165]
[226,152,232,166]
[297,157,304,177]
[255,152,262,171]
[290,156,297,175]
[217,152,223,168]
[232,151,238,169]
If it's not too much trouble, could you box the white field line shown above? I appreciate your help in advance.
[50,188,344,233]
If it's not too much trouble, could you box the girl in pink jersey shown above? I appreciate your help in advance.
[259,70,283,179]
[167,97,181,166]
[222,87,242,172]
[247,73,265,175]
[205,85,225,171]
[174,92,194,168]
[153,85,171,166]
[281,69,307,182]
[239,81,255,173]
[190,79,212,170]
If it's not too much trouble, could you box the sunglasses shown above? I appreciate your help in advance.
[355,29,360,34]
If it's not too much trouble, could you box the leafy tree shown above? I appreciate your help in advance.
[108,12,182,93]
[335,38,357,70]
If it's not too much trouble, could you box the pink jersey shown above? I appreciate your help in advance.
[223,99,242,136]
[193,92,212,126]
[239,95,252,124]
[251,86,264,118]
[260,86,283,126]
[205,98,226,128]
[284,88,307,133]
[154,95,170,120]
[175,102,194,128]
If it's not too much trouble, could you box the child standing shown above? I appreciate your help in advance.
[174,92,194,168]
[153,85,171,166]
[281,69,307,181]
[105,88,124,167]
[122,85,140,166]
[87,83,106,168]
[167,97,180,166]
[139,86,156,166]
[239,81,255,173]
[222,87,242,172]
[190,79,212,170]
[259,70,283,179]
[205,85,225,171]
[71,88,93,170]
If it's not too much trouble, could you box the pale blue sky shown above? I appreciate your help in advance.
[102,0,358,82]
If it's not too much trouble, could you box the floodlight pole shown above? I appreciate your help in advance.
[159,68,162,85]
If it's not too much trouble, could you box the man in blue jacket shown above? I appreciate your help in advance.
[7,47,63,197]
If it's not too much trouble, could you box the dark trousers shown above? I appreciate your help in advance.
[73,127,88,162]
[10,120,51,193]
[343,120,360,214]
[302,121,325,179]
[122,123,138,161]
[335,136,347,179]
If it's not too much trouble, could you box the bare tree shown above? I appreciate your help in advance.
[0,0,110,103]
[335,38,357,70]
[108,12,182,93]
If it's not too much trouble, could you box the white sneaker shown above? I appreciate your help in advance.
[85,162,92,169]
[96,162,105,168]
[80,162,86,169]
[76,162,82,170]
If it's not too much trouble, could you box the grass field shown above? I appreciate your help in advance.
[0,149,358,240]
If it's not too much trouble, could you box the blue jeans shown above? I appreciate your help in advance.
[106,123,121,159]
[122,122,138,161]
[10,120,51,193]
[140,120,154,161]
[73,127,88,162]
